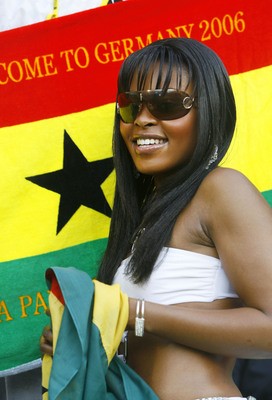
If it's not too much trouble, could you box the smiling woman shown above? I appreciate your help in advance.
[117,60,198,179]
[96,38,272,399]
[41,38,272,400]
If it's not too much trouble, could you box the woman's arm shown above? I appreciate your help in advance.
[128,168,272,359]
[128,299,272,358]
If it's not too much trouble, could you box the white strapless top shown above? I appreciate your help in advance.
[113,247,238,305]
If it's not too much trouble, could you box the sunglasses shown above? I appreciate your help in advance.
[117,88,195,123]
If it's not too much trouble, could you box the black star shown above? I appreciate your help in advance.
[26,130,114,234]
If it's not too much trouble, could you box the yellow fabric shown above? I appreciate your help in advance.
[93,280,129,364]
[224,65,272,193]
[0,103,115,262]
[42,355,51,400]
[42,274,128,397]
[50,292,65,353]
[1,63,270,264]
[47,0,59,19]
[42,292,65,400]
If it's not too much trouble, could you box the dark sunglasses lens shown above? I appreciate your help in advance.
[117,90,194,123]
[117,93,139,123]
[149,91,193,120]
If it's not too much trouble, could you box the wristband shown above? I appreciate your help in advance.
[135,299,145,337]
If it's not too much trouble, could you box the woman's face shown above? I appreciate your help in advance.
[119,66,198,182]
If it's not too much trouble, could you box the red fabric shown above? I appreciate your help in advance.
[0,0,271,127]
[46,270,65,305]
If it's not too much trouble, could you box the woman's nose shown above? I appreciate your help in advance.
[134,103,157,126]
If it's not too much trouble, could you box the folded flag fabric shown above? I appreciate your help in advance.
[0,0,271,374]
[42,266,159,399]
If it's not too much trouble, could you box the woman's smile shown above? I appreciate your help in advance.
[132,134,168,154]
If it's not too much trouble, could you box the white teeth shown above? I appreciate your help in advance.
[137,138,164,146]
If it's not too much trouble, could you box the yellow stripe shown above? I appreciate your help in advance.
[1,66,271,261]
[0,103,115,261]
[49,291,64,353]
[41,291,64,396]
[223,65,272,192]
[93,280,128,364]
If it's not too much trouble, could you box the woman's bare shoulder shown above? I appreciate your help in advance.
[197,166,271,237]
[203,166,255,189]
[200,167,267,207]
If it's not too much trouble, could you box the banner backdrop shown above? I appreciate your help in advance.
[0,0,271,374]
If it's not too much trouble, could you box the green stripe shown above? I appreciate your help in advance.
[262,189,272,206]
[2,186,271,372]
[0,238,107,372]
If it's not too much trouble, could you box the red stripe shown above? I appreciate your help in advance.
[46,269,65,305]
[0,0,271,127]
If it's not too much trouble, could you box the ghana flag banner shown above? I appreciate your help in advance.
[0,0,271,374]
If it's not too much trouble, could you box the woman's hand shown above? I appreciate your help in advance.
[40,308,53,357]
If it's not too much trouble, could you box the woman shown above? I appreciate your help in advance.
[42,38,272,399]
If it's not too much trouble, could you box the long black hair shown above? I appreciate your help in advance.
[97,38,236,284]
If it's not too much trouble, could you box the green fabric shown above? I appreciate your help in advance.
[0,239,106,373]
[47,267,159,399]
[262,189,272,206]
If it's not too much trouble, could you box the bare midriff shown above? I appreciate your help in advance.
[126,298,242,400]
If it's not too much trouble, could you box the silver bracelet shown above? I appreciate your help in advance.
[135,299,145,337]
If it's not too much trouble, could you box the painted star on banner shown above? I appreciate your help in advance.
[26,130,114,234]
